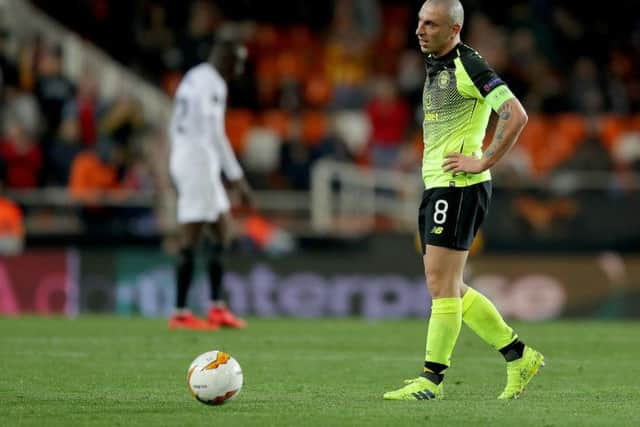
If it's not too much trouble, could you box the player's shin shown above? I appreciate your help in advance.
[205,243,224,303]
[424,297,462,382]
[176,247,195,309]
[461,286,525,360]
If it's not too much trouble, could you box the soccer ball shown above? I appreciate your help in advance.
[187,351,243,405]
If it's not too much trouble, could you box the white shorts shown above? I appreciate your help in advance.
[169,147,230,224]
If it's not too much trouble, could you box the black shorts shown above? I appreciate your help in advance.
[418,181,492,253]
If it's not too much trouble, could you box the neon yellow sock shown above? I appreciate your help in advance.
[462,287,517,350]
[424,297,462,367]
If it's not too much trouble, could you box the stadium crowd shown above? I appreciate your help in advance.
[1,0,640,238]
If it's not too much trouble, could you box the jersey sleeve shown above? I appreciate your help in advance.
[203,84,244,181]
[457,50,515,112]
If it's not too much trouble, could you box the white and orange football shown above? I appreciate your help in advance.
[187,351,243,405]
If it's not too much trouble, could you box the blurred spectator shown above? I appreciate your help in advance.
[69,141,126,203]
[325,0,375,109]
[279,117,311,190]
[348,0,382,43]
[0,116,42,189]
[490,144,534,185]
[314,131,354,165]
[606,51,633,114]
[120,149,158,236]
[174,0,223,72]
[16,34,43,93]
[365,76,410,169]
[554,117,613,173]
[48,117,82,185]
[0,180,24,255]
[242,127,281,187]
[138,125,172,195]
[61,68,101,147]
[68,140,135,236]
[134,2,175,80]
[99,94,145,147]
[611,130,640,190]
[0,29,19,95]
[34,44,74,146]
[241,213,296,256]
[396,50,425,116]
[467,13,509,72]
[569,57,605,114]
[3,0,640,242]
[3,90,42,139]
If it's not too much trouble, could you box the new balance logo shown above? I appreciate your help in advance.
[430,226,444,235]
[411,389,436,400]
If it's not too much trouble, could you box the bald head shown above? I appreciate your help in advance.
[416,0,464,56]
[425,0,464,27]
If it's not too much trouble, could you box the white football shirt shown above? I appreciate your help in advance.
[169,63,243,182]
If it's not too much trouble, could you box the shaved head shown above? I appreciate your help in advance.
[425,0,464,27]
[416,0,464,56]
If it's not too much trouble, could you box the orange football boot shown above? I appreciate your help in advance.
[169,312,219,331]
[208,306,247,329]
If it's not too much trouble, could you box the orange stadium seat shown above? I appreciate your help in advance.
[599,115,625,151]
[542,135,575,173]
[288,25,314,52]
[516,114,547,175]
[276,50,305,82]
[304,73,333,108]
[517,114,546,150]
[256,56,278,80]
[260,110,290,139]
[254,24,280,52]
[225,109,255,154]
[301,111,328,146]
[69,150,120,202]
[528,115,581,176]
[555,114,586,146]
[0,197,24,239]
[255,56,280,107]
[517,114,584,176]
[626,115,640,132]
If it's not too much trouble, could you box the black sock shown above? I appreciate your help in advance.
[423,361,447,384]
[421,371,444,385]
[499,339,526,362]
[205,244,224,302]
[176,247,195,309]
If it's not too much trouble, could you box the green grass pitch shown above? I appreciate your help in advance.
[1,317,639,426]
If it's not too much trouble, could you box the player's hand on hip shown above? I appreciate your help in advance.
[442,153,488,175]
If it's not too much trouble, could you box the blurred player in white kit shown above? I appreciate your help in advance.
[168,39,253,330]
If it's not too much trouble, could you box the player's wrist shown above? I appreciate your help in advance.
[479,157,493,171]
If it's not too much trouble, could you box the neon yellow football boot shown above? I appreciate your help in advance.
[498,346,545,399]
[383,375,443,401]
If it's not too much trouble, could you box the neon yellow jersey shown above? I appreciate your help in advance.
[421,43,515,189]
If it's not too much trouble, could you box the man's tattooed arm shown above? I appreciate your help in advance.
[482,99,526,169]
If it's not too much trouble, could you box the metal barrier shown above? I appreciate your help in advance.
[311,160,422,233]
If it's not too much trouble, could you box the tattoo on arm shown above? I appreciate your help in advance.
[484,102,513,159]
[498,102,512,120]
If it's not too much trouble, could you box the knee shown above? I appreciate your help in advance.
[425,268,460,299]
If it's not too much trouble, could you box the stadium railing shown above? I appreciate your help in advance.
[311,159,422,234]
[310,159,640,244]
